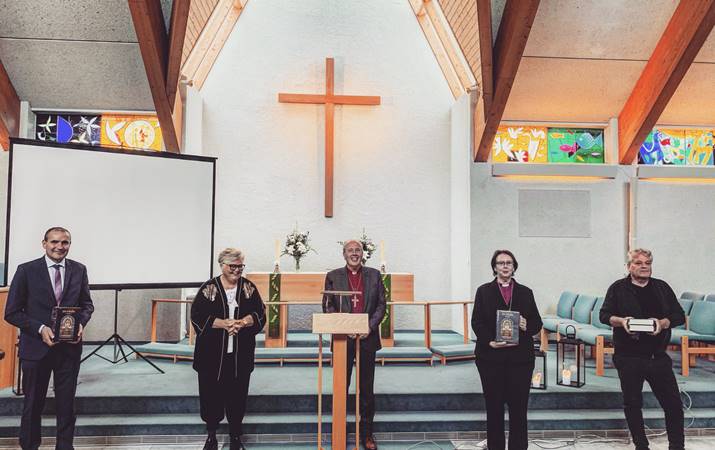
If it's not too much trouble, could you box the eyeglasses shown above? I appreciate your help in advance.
[495,261,513,267]
[225,263,245,271]
[631,261,652,267]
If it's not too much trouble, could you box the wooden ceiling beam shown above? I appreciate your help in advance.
[617,0,715,164]
[0,56,20,151]
[129,0,181,153]
[473,0,539,162]
[166,0,191,110]
[476,0,493,114]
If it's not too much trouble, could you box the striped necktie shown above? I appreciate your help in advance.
[52,264,63,305]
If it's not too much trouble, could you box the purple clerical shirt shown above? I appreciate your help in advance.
[498,280,514,306]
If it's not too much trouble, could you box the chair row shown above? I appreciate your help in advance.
[679,291,715,302]
[540,292,613,376]
[540,291,715,377]
[670,298,715,376]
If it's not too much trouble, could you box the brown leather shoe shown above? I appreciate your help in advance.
[362,435,378,450]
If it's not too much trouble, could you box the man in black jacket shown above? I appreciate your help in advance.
[600,248,685,450]
[323,240,386,450]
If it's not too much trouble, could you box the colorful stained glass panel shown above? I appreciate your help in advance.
[547,128,604,164]
[492,126,548,163]
[685,129,714,166]
[100,114,164,151]
[638,128,686,165]
[36,114,101,145]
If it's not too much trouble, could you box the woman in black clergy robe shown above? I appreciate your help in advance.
[191,248,266,450]
[471,249,543,450]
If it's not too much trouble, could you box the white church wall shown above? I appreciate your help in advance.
[450,94,473,333]
[470,165,629,314]
[200,0,455,330]
[634,180,715,297]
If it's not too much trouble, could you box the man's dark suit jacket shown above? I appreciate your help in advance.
[5,257,94,361]
[322,266,387,352]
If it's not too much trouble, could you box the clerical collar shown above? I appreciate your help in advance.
[346,265,363,275]
[498,278,513,287]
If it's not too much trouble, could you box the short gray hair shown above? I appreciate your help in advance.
[342,239,362,252]
[218,248,244,264]
[627,248,653,265]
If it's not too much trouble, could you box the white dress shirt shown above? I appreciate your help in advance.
[226,286,238,353]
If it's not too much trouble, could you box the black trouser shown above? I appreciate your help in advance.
[476,358,534,450]
[613,353,684,450]
[198,354,251,437]
[20,347,81,450]
[346,338,377,438]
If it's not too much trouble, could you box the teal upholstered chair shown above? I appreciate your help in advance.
[540,291,579,351]
[556,294,599,335]
[575,296,613,376]
[672,301,715,376]
[704,294,715,303]
[676,299,694,330]
[680,291,705,302]
[542,291,579,331]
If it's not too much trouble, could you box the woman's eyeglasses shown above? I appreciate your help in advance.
[225,264,246,271]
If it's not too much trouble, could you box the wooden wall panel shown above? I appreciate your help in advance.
[439,0,480,85]
[0,288,18,389]
[182,0,220,66]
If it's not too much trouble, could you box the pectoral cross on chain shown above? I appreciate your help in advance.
[351,295,360,309]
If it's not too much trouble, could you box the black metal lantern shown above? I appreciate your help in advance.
[556,325,585,388]
[531,348,547,390]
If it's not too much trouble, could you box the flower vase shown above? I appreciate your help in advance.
[294,258,301,272]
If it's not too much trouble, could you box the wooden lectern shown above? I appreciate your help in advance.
[313,308,369,450]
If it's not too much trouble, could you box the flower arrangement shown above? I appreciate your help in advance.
[281,226,316,271]
[339,229,377,264]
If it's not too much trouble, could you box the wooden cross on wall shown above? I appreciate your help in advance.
[278,58,381,217]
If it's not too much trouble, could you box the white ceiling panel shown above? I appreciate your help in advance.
[524,0,678,60]
[503,57,645,123]
[0,38,154,111]
[660,63,715,125]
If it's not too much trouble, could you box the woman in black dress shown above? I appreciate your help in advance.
[471,249,543,450]
[191,248,266,450]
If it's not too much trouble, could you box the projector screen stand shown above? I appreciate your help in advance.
[81,289,164,374]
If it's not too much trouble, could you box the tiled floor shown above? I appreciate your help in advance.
[2,435,715,449]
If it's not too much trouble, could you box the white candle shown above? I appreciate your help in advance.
[532,372,542,388]
[274,239,280,262]
[562,368,572,385]
[380,240,385,262]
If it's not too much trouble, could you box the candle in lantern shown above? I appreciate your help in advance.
[532,372,542,388]
[562,368,572,385]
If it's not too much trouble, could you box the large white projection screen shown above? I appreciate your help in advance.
[4,141,215,288]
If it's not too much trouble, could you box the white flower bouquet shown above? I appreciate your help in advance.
[281,227,316,270]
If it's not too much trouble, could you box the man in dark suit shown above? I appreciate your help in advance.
[5,227,94,450]
[322,240,386,450]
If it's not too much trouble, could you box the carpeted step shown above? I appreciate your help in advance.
[1,407,714,437]
[2,389,715,416]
